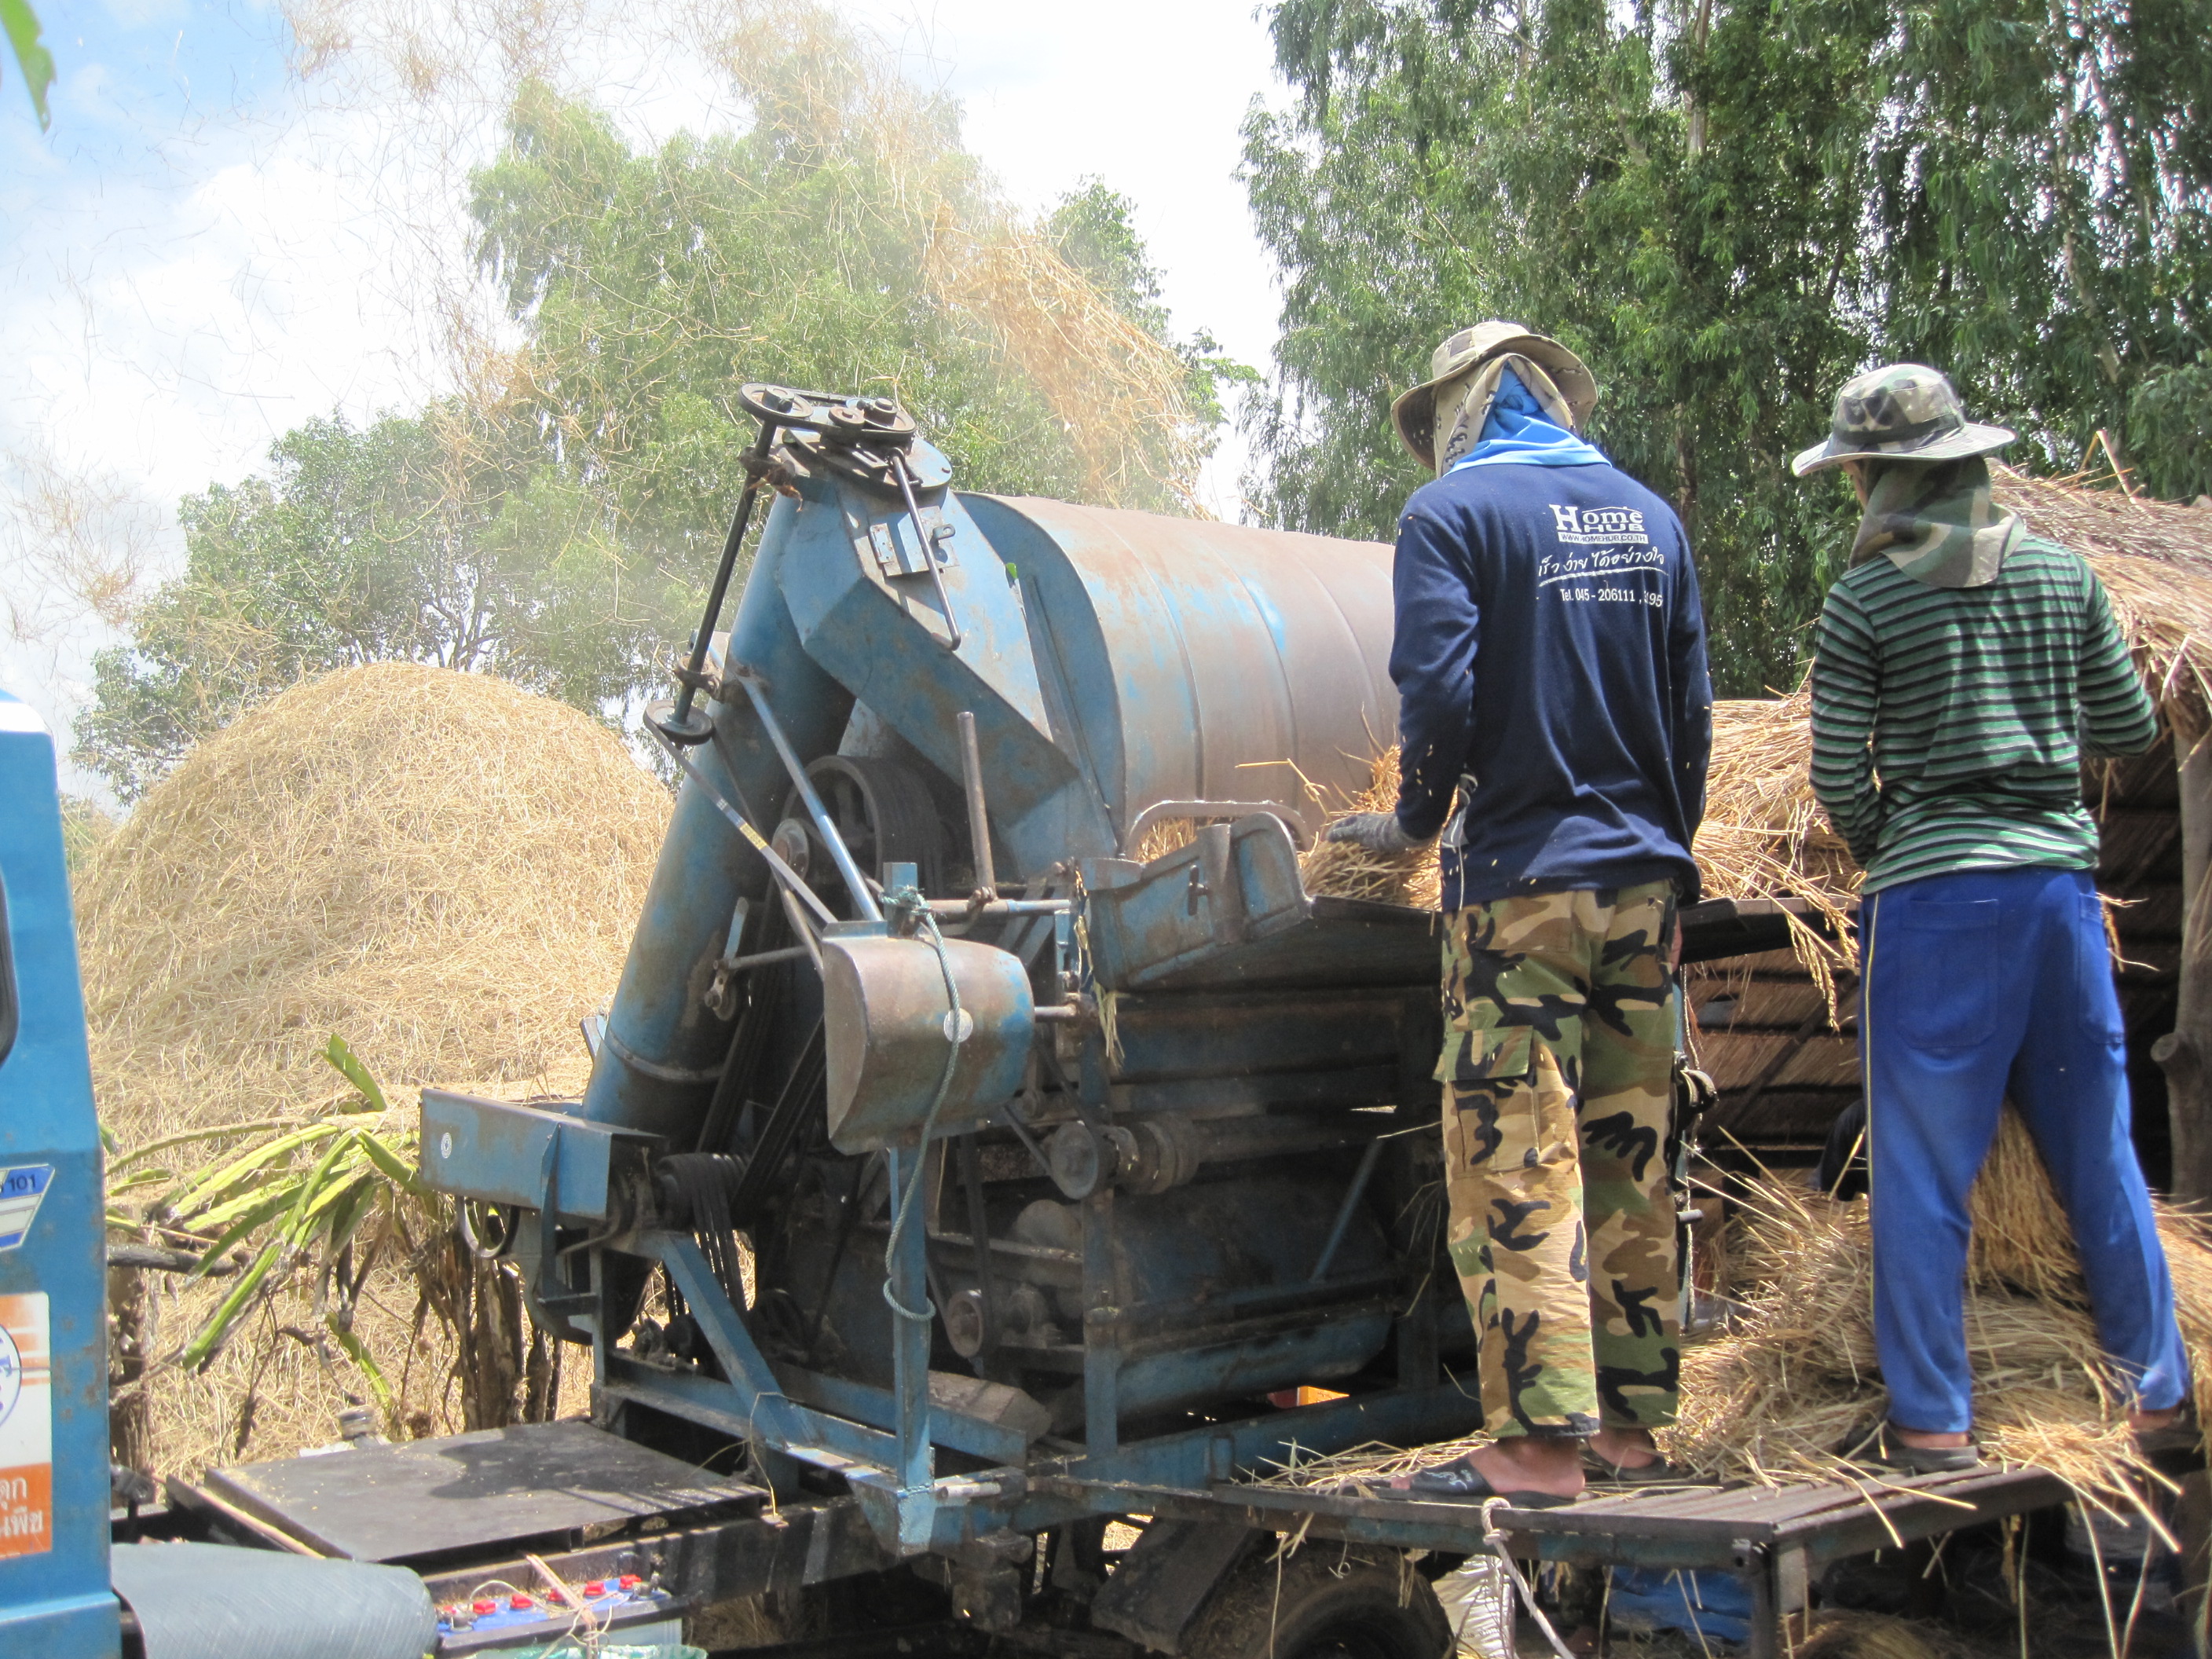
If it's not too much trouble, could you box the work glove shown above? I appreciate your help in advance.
[1323,812,1427,855]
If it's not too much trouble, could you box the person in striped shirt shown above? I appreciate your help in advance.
[1800,364,2192,1471]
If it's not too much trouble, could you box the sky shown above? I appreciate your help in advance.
[0,0,1293,791]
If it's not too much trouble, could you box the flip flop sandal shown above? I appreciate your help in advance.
[1853,1423,1981,1475]
[1583,1450,1700,1485]
[1390,1456,1576,1508]
[2134,1405,2200,1457]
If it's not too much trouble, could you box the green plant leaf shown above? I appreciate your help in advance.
[189,1183,309,1273]
[163,1120,346,1221]
[330,1319,396,1422]
[181,1238,284,1369]
[353,1127,431,1198]
[321,1035,390,1115]
[2,0,53,130]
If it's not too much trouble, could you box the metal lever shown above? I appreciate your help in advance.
[731,671,883,922]
[643,720,836,927]
[957,710,996,896]
[893,452,962,652]
[655,403,787,744]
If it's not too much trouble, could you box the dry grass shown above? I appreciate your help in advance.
[1259,1111,2211,1512]
[80,661,672,1142]
[1997,467,2212,737]
[1130,750,1442,907]
[1295,747,1444,910]
[1667,1108,2212,1510]
[87,662,673,1478]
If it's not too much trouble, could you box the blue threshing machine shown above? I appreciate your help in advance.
[0,387,2086,1659]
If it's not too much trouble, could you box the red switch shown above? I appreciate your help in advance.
[471,1599,496,1616]
[584,1580,606,1596]
[509,1592,533,1610]
[618,1574,643,1591]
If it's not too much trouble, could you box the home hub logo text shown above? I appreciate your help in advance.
[1549,504,1650,545]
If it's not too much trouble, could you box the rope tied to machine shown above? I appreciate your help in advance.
[881,882,965,1325]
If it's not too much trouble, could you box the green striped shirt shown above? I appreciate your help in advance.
[1808,538,2157,893]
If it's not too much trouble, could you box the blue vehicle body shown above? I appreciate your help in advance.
[0,696,118,1659]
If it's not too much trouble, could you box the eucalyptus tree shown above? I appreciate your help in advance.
[1245,0,2212,691]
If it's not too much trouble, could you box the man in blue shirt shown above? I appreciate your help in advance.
[1329,323,1712,1504]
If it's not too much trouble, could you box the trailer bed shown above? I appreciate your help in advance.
[1039,1463,2078,1659]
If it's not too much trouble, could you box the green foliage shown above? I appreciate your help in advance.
[78,28,1234,796]
[1245,0,2212,693]
[469,80,1204,568]
[113,1038,427,1404]
[75,409,664,800]
[2,0,53,129]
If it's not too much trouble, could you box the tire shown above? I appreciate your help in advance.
[1180,1543,1452,1659]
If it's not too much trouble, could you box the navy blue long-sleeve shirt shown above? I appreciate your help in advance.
[1390,460,1712,910]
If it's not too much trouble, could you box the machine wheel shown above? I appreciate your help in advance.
[782,753,949,901]
[1179,1544,1452,1659]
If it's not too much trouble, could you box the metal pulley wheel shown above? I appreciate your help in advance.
[778,753,949,905]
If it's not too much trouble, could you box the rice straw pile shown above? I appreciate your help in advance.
[1997,465,2212,736]
[83,663,672,1475]
[1668,1109,2212,1507]
[1259,1110,2212,1510]
[80,662,672,1141]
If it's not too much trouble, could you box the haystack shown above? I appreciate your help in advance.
[79,661,673,1141]
[1672,1111,2212,1504]
[84,662,672,1477]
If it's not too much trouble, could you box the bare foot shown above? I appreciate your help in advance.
[2129,1404,2186,1434]
[1588,1426,1660,1470]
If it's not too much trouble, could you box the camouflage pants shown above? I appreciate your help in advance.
[1436,882,1683,1440]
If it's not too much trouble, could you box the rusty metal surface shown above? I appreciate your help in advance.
[966,496,1396,844]
[821,932,1034,1150]
[196,1420,764,1566]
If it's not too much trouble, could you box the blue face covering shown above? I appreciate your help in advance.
[1446,368,1610,471]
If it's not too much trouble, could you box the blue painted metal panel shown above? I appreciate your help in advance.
[582,491,856,1142]
[0,697,119,1657]
[778,488,1108,879]
[419,1091,640,1219]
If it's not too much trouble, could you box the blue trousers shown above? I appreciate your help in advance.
[1860,866,2189,1433]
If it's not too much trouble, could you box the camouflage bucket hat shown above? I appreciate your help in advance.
[1392,321,1599,471]
[1792,363,2016,477]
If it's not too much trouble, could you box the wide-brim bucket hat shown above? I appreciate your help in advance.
[1391,321,1599,471]
[1793,362,2016,476]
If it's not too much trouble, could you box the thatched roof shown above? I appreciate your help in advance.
[1998,466,2212,734]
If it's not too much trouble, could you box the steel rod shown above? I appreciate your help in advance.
[1309,1134,1387,1282]
[779,888,826,976]
[665,416,781,738]
[733,672,882,921]
[956,710,996,895]
[927,898,1067,919]
[726,943,812,973]
[645,721,837,926]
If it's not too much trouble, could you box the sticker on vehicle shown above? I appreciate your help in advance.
[0,1167,53,1251]
[0,1294,51,1557]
